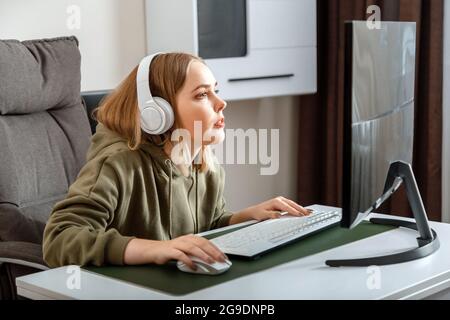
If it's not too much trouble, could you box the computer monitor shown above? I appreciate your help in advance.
[326,21,439,267]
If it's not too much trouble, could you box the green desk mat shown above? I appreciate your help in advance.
[84,221,396,296]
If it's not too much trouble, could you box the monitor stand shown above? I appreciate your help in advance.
[326,161,440,267]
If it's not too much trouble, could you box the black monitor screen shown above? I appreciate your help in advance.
[342,21,417,228]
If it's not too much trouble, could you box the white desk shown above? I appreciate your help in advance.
[16,205,450,300]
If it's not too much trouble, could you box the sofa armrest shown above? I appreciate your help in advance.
[0,241,48,271]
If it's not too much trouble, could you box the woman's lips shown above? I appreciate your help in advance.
[214,118,225,129]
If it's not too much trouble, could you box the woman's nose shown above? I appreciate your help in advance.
[215,96,227,113]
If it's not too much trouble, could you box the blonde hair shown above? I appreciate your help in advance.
[93,52,217,172]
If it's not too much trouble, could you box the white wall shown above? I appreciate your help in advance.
[0,0,147,91]
[0,0,300,212]
[443,1,450,223]
[221,96,300,212]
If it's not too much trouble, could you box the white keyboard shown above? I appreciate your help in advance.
[211,209,342,258]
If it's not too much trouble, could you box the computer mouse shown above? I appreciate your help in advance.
[177,256,232,275]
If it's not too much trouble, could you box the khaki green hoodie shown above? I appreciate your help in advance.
[42,123,233,268]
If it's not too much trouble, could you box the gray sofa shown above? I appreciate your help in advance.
[0,36,93,299]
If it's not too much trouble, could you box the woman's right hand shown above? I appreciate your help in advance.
[153,234,228,270]
[124,235,227,270]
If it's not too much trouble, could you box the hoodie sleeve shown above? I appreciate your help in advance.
[210,166,234,229]
[42,158,135,267]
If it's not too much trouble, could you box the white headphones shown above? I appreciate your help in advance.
[136,52,175,135]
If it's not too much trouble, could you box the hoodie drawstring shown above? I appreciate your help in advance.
[195,167,199,234]
[165,159,173,240]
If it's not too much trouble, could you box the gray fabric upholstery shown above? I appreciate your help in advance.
[0,241,47,270]
[0,36,92,244]
[0,203,46,244]
[0,37,83,115]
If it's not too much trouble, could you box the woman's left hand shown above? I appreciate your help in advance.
[229,196,311,225]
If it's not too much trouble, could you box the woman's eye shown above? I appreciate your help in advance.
[196,89,219,99]
[196,92,208,99]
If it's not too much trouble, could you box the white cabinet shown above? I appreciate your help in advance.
[145,0,317,101]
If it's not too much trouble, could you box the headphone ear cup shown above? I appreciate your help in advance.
[140,101,163,134]
[139,97,174,135]
[153,96,174,134]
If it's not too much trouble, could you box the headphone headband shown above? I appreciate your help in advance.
[136,52,162,112]
[136,52,174,135]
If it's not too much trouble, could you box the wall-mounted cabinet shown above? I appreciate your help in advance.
[145,0,317,100]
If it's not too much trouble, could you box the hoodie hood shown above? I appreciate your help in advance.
[88,123,196,239]
[88,123,186,178]
[86,123,128,161]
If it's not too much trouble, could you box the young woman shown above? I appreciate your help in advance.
[42,52,310,270]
